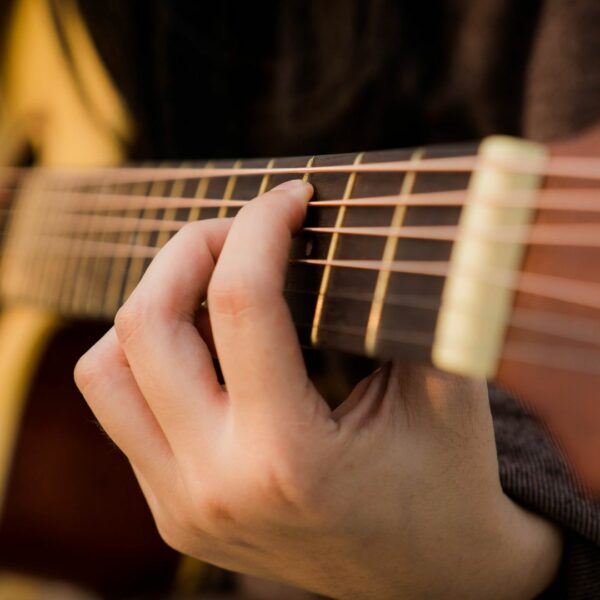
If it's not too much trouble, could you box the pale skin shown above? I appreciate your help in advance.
[75,179,563,599]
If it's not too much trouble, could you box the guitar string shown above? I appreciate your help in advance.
[0,184,597,236]
[1,160,597,364]
[5,223,597,352]
[0,178,597,254]
[294,258,600,311]
[1,187,599,213]
[0,157,485,186]
[11,232,595,337]
[0,188,600,220]
[283,288,600,347]
[20,214,600,248]
[1,188,469,209]
[284,288,600,349]
[3,276,597,375]
[4,254,599,365]
[1,153,600,187]
[10,234,600,312]
[501,341,600,377]
[0,160,594,253]
[292,321,600,377]
[1,176,597,315]
[0,267,592,375]
[300,223,600,248]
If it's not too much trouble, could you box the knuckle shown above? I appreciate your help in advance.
[114,295,150,345]
[154,498,196,549]
[156,507,222,560]
[241,194,285,224]
[155,517,188,554]
[177,470,240,540]
[171,500,198,534]
[198,496,248,546]
[178,220,207,241]
[162,492,228,551]
[254,453,321,515]
[233,201,254,218]
[203,496,236,527]
[254,188,307,225]
[208,273,265,321]
[73,351,101,393]
[257,188,289,205]
[168,474,206,531]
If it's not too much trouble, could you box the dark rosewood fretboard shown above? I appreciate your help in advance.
[4,143,476,363]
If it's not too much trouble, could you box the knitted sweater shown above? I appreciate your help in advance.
[491,388,600,598]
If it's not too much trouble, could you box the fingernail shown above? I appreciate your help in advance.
[367,362,392,399]
[272,179,313,200]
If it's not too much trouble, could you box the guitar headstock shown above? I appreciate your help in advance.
[499,134,600,492]
[433,133,600,493]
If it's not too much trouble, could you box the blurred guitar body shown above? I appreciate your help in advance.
[0,0,182,596]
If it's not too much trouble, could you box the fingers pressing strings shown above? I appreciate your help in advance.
[207,181,331,429]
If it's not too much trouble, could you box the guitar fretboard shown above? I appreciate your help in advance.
[2,144,476,362]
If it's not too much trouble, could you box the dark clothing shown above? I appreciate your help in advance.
[491,389,600,598]
[54,0,600,596]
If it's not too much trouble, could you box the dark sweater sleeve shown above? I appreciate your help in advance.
[490,387,600,598]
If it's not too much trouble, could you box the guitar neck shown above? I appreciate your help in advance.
[1,143,478,364]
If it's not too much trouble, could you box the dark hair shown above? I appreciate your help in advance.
[71,0,450,159]
[6,1,571,158]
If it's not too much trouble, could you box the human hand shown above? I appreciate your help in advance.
[75,180,562,599]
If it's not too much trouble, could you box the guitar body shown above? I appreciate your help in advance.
[0,320,179,595]
[0,0,181,595]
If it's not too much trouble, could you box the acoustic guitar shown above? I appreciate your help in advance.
[0,0,599,597]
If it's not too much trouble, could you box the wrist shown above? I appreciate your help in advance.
[420,491,564,600]
[330,493,563,600]
[485,494,563,599]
